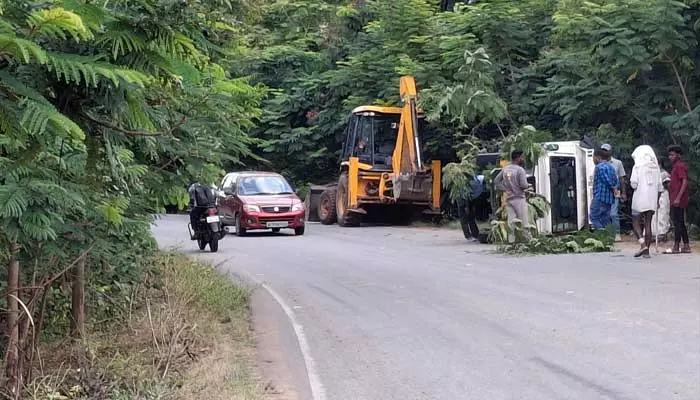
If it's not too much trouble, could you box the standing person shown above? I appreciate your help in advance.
[493,150,531,243]
[590,149,620,230]
[652,159,672,242]
[629,145,664,258]
[457,174,484,242]
[667,145,691,253]
[600,144,626,241]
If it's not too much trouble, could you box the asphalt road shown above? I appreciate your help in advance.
[154,215,700,400]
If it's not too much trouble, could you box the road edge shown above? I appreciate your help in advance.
[258,282,327,400]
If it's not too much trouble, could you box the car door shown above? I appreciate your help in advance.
[219,174,236,224]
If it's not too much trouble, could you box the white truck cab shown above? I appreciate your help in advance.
[488,139,597,236]
[532,141,595,235]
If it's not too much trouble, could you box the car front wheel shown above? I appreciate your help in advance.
[294,226,305,236]
[235,214,247,237]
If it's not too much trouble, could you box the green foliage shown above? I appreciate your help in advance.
[500,125,552,168]
[160,252,249,319]
[489,191,551,244]
[237,0,698,225]
[441,138,480,203]
[0,0,264,380]
[498,226,616,255]
[422,47,508,128]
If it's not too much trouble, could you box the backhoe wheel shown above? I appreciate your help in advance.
[336,174,360,227]
[318,188,338,225]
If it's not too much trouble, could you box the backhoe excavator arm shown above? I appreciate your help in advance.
[392,76,423,175]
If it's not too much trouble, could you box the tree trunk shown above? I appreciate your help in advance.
[70,254,86,339]
[4,242,21,398]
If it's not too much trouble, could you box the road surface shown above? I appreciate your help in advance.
[154,215,700,400]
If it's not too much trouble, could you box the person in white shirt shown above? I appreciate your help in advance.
[629,145,664,258]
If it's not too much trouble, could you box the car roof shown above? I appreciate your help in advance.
[223,171,284,179]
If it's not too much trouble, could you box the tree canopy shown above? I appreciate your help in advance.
[242,0,699,220]
[1,0,698,396]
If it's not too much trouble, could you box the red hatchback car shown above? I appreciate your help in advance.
[217,171,305,236]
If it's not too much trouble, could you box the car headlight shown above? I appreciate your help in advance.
[292,202,304,212]
[244,204,260,213]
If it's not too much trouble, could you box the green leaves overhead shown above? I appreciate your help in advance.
[0,0,264,361]
[241,0,698,224]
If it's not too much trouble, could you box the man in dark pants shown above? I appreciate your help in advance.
[667,145,691,253]
[458,175,484,242]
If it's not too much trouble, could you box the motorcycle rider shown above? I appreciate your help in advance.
[188,181,216,239]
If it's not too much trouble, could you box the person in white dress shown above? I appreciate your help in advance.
[629,145,664,258]
[651,170,671,241]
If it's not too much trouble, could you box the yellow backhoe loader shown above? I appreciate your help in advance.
[305,75,441,226]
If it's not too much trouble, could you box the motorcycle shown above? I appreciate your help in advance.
[188,206,225,252]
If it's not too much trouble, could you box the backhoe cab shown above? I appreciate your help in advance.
[308,76,441,226]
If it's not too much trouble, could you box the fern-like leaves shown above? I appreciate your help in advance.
[96,26,146,59]
[45,52,152,88]
[26,7,93,42]
[20,99,85,139]
[0,33,48,63]
[0,71,86,139]
[0,185,30,218]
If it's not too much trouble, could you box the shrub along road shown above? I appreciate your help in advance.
[153,215,699,400]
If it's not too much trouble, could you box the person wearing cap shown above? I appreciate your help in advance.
[590,149,620,231]
[600,143,626,241]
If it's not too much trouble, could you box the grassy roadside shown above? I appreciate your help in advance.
[24,252,262,400]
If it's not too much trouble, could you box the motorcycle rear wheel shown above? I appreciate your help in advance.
[197,238,206,250]
[209,238,219,252]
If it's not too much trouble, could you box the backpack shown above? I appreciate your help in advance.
[191,183,215,207]
[470,175,485,199]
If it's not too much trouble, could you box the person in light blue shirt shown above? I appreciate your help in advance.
[590,150,620,230]
[600,143,626,241]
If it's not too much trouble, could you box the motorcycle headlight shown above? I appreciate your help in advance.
[244,204,260,213]
[292,202,304,212]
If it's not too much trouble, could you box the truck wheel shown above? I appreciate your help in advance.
[336,174,360,227]
[318,188,338,225]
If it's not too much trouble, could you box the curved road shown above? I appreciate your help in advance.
[154,215,700,400]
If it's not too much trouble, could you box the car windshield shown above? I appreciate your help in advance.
[238,176,294,195]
